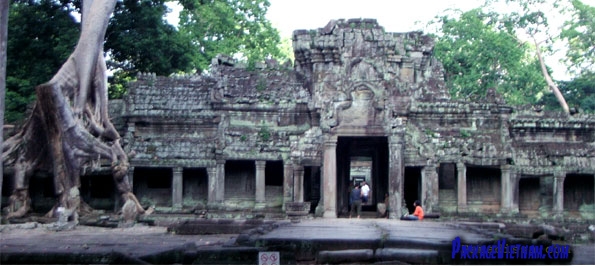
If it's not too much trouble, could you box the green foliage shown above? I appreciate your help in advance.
[5,0,79,123]
[105,0,196,98]
[432,8,548,106]
[258,122,271,142]
[106,0,196,76]
[178,0,284,72]
[108,71,136,99]
[538,72,595,113]
[560,0,595,75]
[460,129,472,138]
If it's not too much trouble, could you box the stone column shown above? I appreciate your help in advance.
[293,165,305,202]
[282,161,293,211]
[421,164,438,213]
[500,165,513,214]
[172,167,183,209]
[216,160,225,202]
[207,166,217,205]
[456,162,467,213]
[388,136,404,219]
[322,137,337,218]
[510,170,520,214]
[553,171,565,214]
[255,161,266,208]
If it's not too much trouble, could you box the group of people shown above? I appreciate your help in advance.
[349,181,370,219]
[349,181,424,221]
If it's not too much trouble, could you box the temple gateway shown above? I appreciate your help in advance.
[6,19,595,220]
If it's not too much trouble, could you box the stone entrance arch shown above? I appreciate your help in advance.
[336,136,389,216]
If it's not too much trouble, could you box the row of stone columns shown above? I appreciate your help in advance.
[453,163,569,215]
[130,151,571,215]
[161,159,306,210]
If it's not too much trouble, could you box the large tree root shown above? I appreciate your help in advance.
[1,0,148,222]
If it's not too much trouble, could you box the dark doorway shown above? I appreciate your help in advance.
[466,166,501,213]
[133,167,172,207]
[265,161,284,207]
[304,166,321,213]
[519,177,540,216]
[183,168,208,208]
[438,163,457,213]
[81,174,116,211]
[404,167,422,214]
[336,136,388,215]
[564,174,595,213]
[225,160,255,200]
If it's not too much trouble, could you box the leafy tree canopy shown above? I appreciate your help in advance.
[6,0,287,117]
[431,8,548,106]
[177,0,284,71]
[6,0,79,123]
[105,0,197,98]
[560,0,595,75]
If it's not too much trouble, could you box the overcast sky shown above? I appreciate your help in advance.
[266,0,595,81]
[266,0,485,37]
[168,0,595,80]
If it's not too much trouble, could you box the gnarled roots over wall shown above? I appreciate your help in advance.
[2,0,149,222]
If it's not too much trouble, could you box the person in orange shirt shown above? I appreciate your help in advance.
[401,200,424,221]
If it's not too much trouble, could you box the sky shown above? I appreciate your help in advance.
[265,0,595,81]
[266,0,485,37]
[168,0,595,80]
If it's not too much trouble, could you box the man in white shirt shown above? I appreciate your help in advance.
[361,181,370,204]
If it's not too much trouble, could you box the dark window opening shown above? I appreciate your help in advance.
[183,168,208,202]
[439,163,456,190]
[564,174,594,211]
[225,160,256,199]
[81,175,114,198]
[265,161,283,186]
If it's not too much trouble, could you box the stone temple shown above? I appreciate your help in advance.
[5,19,595,220]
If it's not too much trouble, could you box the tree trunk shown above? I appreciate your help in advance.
[0,0,8,220]
[534,38,570,114]
[2,0,148,221]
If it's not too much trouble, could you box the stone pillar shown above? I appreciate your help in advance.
[510,170,520,213]
[216,160,225,202]
[322,137,337,218]
[500,165,513,214]
[456,162,467,212]
[553,171,565,214]
[282,161,293,211]
[293,165,305,202]
[388,136,404,219]
[172,167,183,209]
[421,164,438,213]
[255,161,266,208]
[207,166,217,205]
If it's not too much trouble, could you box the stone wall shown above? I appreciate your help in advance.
[6,19,593,221]
[116,19,595,219]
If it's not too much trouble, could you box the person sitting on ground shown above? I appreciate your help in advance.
[401,200,424,221]
[350,184,362,219]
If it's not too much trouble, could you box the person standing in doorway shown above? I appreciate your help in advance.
[361,181,370,205]
[350,184,362,219]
